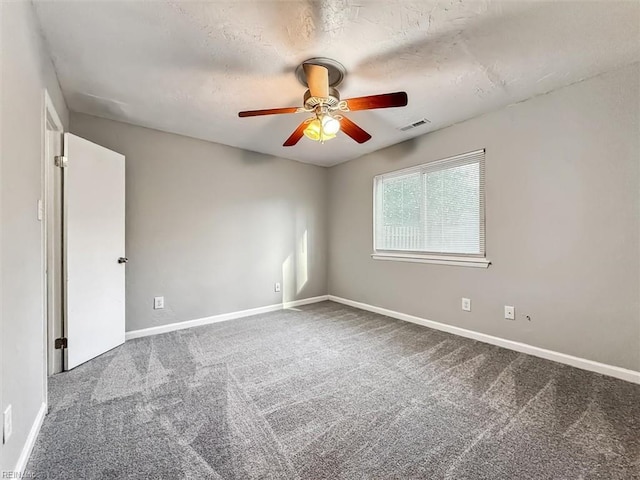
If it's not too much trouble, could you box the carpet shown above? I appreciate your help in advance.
[27,301,640,479]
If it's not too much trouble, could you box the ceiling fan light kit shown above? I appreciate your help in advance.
[238,58,408,147]
[303,114,341,143]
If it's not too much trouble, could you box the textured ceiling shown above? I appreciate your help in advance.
[34,1,640,167]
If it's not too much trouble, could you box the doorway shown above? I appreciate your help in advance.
[43,91,64,376]
[42,102,127,379]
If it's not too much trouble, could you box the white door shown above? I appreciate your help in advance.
[64,133,126,370]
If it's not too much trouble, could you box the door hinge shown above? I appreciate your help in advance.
[54,337,68,349]
[54,155,68,168]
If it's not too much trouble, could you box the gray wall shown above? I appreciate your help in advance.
[1,2,69,472]
[70,113,328,333]
[327,63,640,371]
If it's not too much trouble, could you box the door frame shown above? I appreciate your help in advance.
[42,90,64,395]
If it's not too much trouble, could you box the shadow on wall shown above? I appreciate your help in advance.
[376,137,421,165]
[240,148,283,165]
[282,206,310,303]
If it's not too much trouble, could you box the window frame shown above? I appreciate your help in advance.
[372,149,490,268]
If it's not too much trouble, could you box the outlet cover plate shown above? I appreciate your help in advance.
[505,305,515,320]
[461,298,471,312]
[3,405,12,443]
[154,296,164,309]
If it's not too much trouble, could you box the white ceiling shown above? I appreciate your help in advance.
[34,1,640,167]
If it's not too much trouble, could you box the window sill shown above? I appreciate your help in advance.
[371,252,491,268]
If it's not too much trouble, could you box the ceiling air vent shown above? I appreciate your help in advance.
[399,118,431,131]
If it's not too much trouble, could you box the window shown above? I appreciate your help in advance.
[373,149,489,267]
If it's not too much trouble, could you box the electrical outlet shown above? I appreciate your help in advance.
[505,305,515,320]
[3,405,12,443]
[154,296,164,309]
[461,298,471,312]
[274,282,281,293]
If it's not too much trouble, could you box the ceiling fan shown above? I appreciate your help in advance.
[238,58,408,147]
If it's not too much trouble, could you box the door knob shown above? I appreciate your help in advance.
[118,257,129,264]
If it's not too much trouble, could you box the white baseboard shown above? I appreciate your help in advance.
[328,295,640,385]
[125,295,329,340]
[282,295,329,310]
[13,402,47,474]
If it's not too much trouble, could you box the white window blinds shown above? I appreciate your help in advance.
[374,149,485,257]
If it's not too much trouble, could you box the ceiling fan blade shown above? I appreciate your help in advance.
[303,63,329,98]
[340,116,372,144]
[238,107,299,117]
[283,120,309,147]
[344,92,408,111]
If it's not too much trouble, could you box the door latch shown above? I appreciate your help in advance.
[118,257,128,264]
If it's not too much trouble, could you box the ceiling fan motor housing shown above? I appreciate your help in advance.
[304,88,341,110]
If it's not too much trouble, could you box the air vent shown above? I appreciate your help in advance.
[399,118,431,131]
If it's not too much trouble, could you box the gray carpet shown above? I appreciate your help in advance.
[27,301,640,479]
